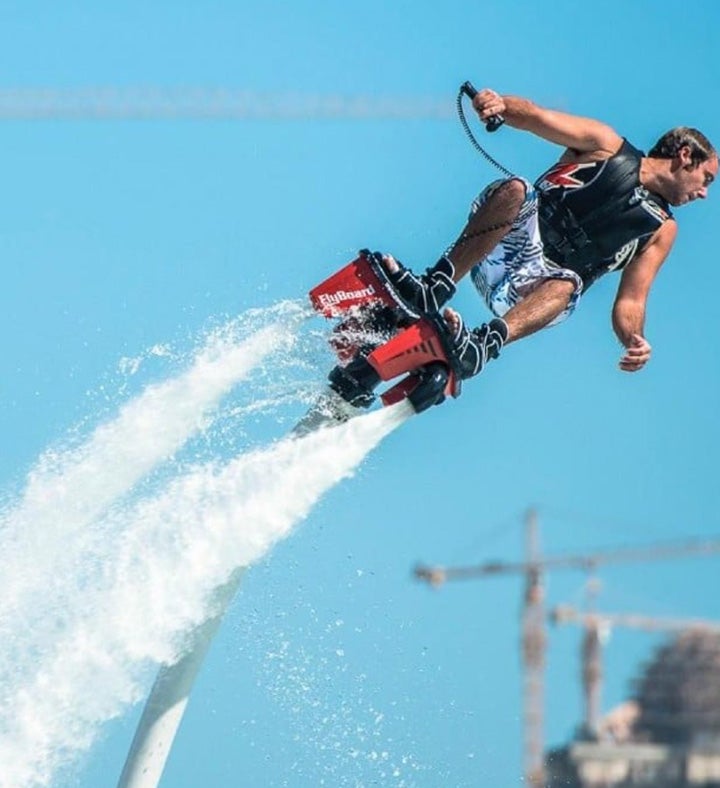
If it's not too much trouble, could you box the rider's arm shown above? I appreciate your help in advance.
[611,220,677,371]
[473,89,622,154]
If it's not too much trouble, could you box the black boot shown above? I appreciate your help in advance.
[328,355,380,408]
[446,313,508,379]
[385,255,457,314]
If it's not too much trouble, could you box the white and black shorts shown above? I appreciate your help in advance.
[469,177,583,326]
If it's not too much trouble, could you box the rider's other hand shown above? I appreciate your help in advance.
[619,333,652,372]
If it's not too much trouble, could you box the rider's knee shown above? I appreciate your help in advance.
[485,177,527,217]
[499,177,527,205]
[546,278,577,300]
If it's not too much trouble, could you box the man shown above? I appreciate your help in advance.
[380,88,717,379]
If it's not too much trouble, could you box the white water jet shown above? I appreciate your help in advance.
[0,301,412,787]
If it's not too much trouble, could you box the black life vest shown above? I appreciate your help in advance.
[535,139,673,290]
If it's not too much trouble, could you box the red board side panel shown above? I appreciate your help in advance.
[367,318,448,382]
[309,256,394,318]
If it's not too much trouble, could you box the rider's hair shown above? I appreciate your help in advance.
[649,127,715,166]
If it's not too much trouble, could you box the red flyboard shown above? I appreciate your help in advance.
[309,256,394,318]
[309,253,460,413]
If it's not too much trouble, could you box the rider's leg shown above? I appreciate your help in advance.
[443,278,576,379]
[383,178,527,312]
[497,278,577,343]
[445,177,528,282]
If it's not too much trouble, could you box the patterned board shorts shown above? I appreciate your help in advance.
[469,177,584,326]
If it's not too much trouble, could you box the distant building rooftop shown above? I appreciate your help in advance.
[547,631,720,787]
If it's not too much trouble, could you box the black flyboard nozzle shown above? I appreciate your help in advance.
[461,81,504,133]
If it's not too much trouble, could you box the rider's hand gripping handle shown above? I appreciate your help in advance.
[461,81,504,133]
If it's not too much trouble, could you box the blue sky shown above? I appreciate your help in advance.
[1,2,720,787]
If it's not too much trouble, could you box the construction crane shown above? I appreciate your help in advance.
[549,604,720,739]
[0,88,451,120]
[414,510,720,788]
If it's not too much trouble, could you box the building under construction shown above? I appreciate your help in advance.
[546,630,720,787]
[415,513,720,787]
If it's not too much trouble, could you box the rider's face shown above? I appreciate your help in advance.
[671,148,718,205]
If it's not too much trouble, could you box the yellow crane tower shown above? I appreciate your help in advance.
[414,510,720,788]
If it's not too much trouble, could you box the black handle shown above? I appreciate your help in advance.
[461,81,504,133]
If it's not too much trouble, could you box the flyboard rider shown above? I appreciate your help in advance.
[376,88,717,379]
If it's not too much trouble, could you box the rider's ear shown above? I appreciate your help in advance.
[678,144,695,169]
